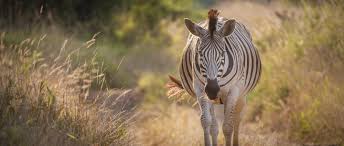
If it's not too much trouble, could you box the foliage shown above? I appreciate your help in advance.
[0,0,205,89]
[0,0,202,44]
[247,1,344,144]
[137,72,167,103]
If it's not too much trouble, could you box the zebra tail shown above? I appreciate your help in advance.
[167,75,183,89]
[166,75,185,99]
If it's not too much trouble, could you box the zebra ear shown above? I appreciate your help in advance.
[220,19,236,37]
[184,18,206,37]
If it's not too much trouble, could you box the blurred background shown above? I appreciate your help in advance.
[0,0,343,145]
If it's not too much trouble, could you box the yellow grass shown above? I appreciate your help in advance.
[0,32,135,145]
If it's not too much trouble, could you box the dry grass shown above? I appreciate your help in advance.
[0,32,136,145]
[134,103,203,146]
[245,1,344,145]
[133,103,300,146]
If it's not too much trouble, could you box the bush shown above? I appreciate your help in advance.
[137,72,167,103]
[247,1,344,144]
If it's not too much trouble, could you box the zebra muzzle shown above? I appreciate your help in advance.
[204,78,220,100]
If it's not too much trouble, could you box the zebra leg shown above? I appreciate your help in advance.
[194,80,212,146]
[232,98,245,146]
[210,104,219,146]
[198,97,212,146]
[223,103,234,146]
[223,87,240,146]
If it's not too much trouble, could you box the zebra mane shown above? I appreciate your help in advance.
[208,9,219,38]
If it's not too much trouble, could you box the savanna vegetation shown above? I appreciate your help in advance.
[249,1,344,144]
[0,0,343,145]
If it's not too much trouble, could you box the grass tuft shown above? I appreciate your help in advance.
[0,32,135,146]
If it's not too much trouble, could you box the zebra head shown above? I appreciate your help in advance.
[184,10,236,100]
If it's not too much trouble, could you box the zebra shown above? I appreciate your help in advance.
[167,9,261,146]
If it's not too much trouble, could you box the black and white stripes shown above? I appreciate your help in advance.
[179,17,261,101]
[169,10,262,145]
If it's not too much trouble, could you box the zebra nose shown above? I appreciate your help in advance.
[205,78,220,100]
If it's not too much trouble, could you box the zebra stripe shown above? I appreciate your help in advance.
[179,17,261,100]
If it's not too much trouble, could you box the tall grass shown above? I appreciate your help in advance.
[0,32,136,145]
[247,1,344,144]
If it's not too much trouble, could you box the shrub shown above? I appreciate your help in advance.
[248,1,344,144]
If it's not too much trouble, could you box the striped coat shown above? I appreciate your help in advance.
[167,9,261,146]
[179,17,261,102]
